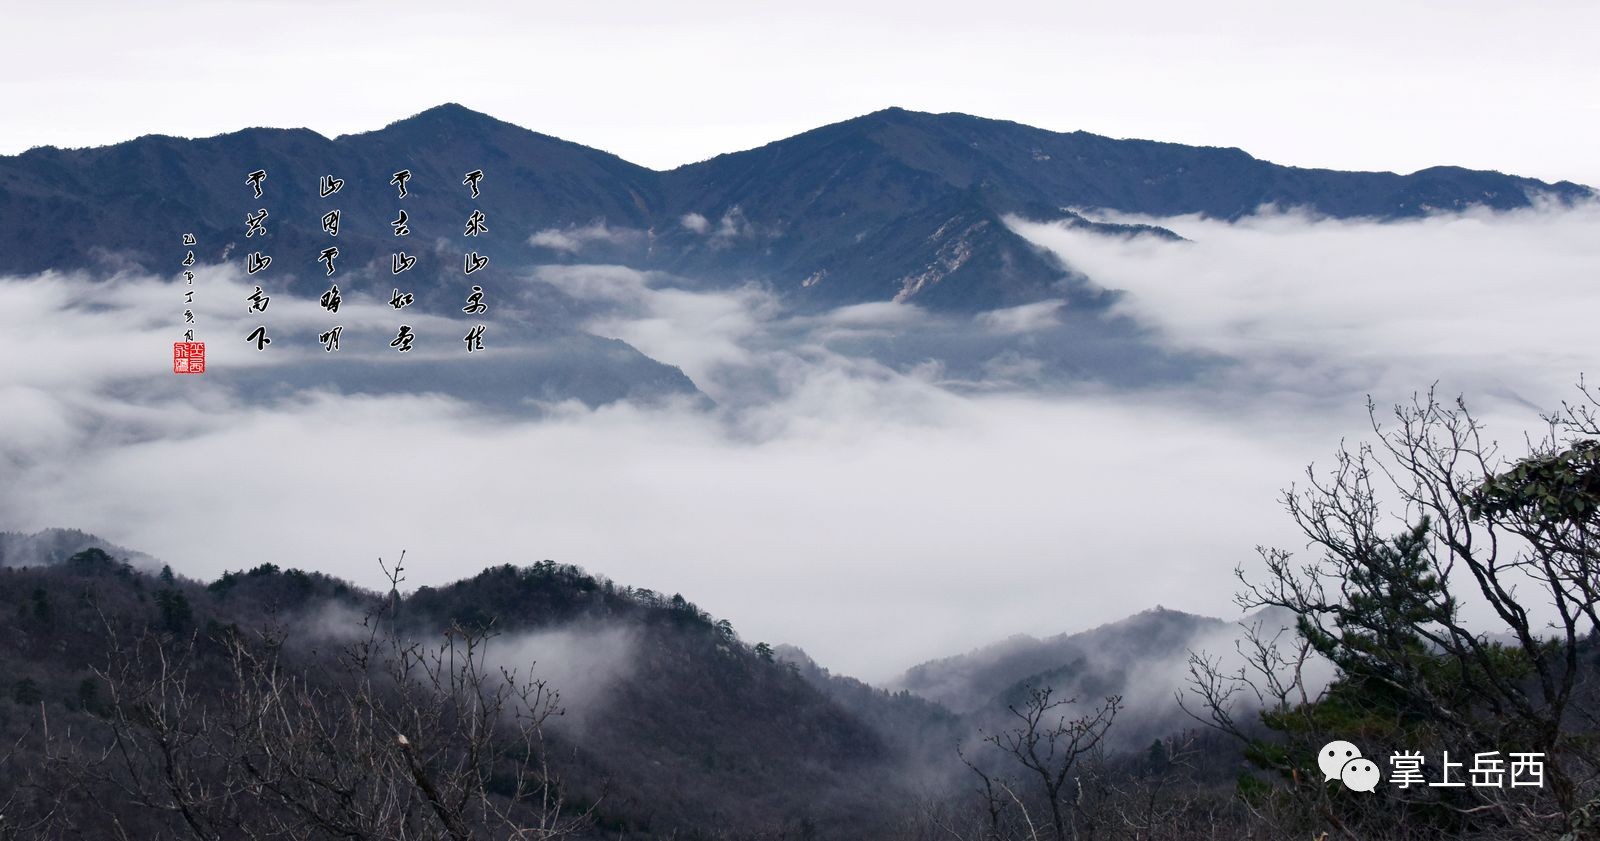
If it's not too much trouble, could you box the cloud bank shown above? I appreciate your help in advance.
[1,203,1596,682]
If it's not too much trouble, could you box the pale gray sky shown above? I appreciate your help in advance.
[1,0,1596,186]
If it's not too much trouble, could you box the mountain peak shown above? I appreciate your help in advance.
[858,105,918,120]
[404,101,491,119]
[409,102,492,121]
[0,527,157,570]
[359,102,518,138]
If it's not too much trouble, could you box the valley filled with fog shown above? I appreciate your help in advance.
[4,201,1595,681]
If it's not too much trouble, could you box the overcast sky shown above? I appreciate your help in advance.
[1,0,1596,186]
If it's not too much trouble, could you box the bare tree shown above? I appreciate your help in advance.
[47,557,596,840]
[0,714,69,841]
[970,686,1122,841]
[1103,735,1203,841]
[1187,382,1600,839]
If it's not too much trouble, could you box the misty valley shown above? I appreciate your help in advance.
[1,104,1597,840]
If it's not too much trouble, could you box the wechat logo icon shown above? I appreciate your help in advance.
[1320,740,1381,793]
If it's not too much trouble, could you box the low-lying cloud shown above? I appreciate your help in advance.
[529,221,642,254]
[293,601,638,733]
[1009,202,1600,403]
[1,203,1595,682]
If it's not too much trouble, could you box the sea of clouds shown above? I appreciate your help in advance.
[1,202,1596,681]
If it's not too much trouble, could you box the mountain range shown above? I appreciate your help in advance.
[2,103,1590,313]
[4,105,1590,407]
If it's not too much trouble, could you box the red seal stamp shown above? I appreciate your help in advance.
[173,341,206,374]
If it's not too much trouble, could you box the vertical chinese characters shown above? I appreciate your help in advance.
[389,169,416,352]
[319,172,344,350]
[244,169,272,350]
[172,232,204,373]
[462,169,488,353]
